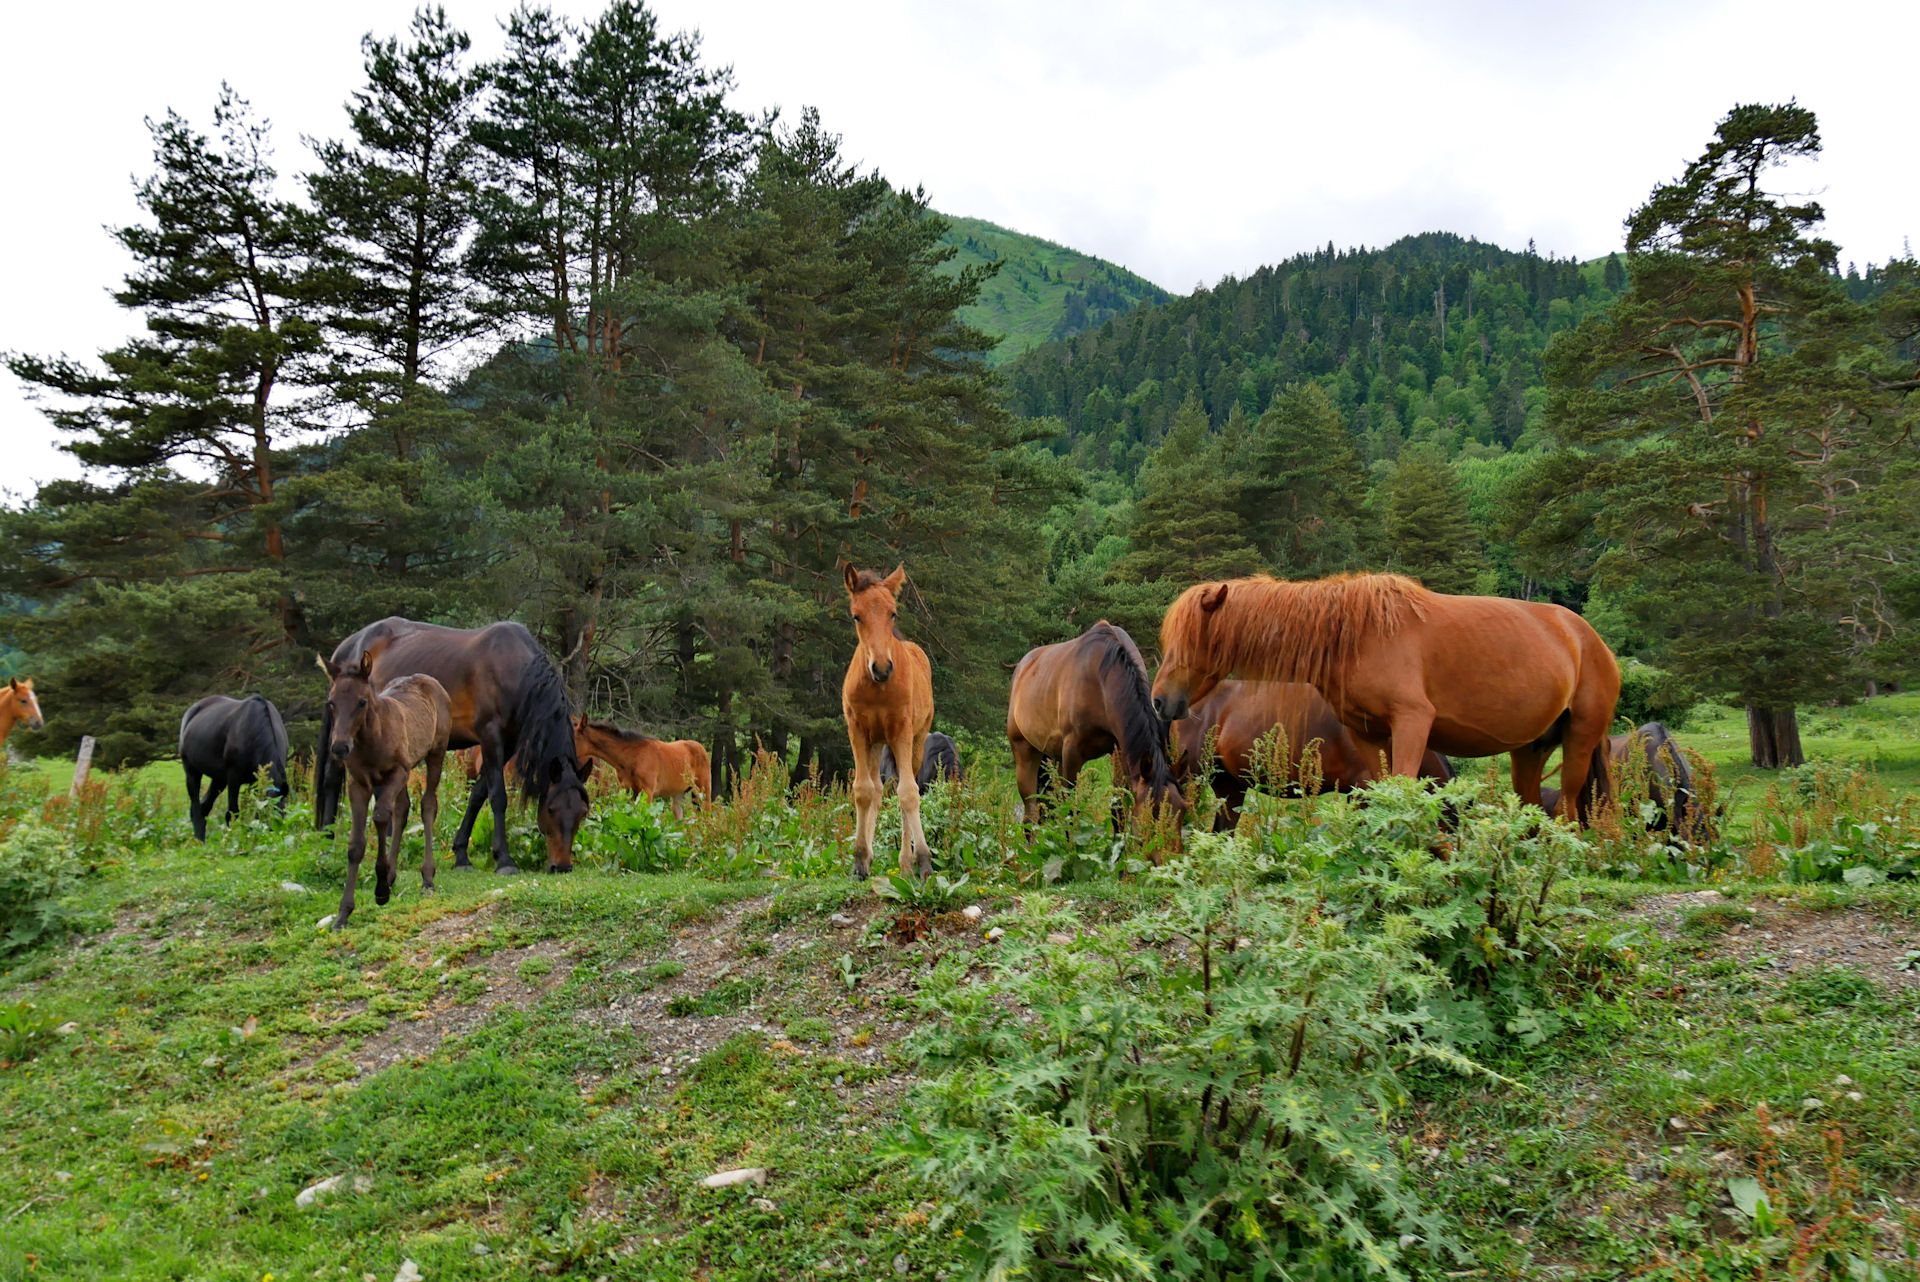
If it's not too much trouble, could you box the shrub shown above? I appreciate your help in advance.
[1613,659,1699,732]
[0,817,82,954]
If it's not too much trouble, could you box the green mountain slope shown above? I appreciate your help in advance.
[938,215,1169,364]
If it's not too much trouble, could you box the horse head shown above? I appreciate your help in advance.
[536,754,593,873]
[844,563,907,685]
[1151,581,1232,722]
[6,678,43,731]
[317,651,377,762]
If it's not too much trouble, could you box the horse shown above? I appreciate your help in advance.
[1007,621,1188,857]
[1152,573,1620,824]
[0,677,44,756]
[879,731,962,789]
[177,694,290,841]
[842,564,937,880]
[319,653,451,929]
[1171,680,1454,827]
[315,618,590,874]
[573,717,710,819]
[1542,721,1705,837]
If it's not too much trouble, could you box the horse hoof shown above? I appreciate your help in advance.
[546,863,572,874]
[495,862,519,876]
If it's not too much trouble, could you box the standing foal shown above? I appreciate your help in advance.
[320,653,452,929]
[841,564,936,880]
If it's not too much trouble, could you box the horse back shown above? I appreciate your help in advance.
[382,674,454,765]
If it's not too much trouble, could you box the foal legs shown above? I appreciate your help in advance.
[848,735,883,880]
[375,772,407,907]
[890,728,933,880]
[335,778,374,930]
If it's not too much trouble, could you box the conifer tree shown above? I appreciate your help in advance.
[1113,395,1263,588]
[1242,383,1372,577]
[1380,445,1488,594]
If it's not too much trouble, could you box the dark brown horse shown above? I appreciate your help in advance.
[1007,621,1187,856]
[1152,574,1619,824]
[1171,680,1454,826]
[320,655,451,929]
[315,619,589,874]
[574,717,708,819]
[177,694,289,841]
[842,565,937,879]
[1542,722,1706,837]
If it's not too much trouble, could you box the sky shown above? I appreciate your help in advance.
[3,0,1913,493]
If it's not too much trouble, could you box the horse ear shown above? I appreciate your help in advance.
[316,653,339,680]
[883,564,906,594]
[843,562,860,593]
[1200,583,1230,614]
[6,678,16,692]
[356,650,375,677]
[579,756,596,780]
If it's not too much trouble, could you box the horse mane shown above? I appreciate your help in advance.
[1090,623,1178,794]
[510,644,581,801]
[581,717,657,745]
[1162,573,1430,700]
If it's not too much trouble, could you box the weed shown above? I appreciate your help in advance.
[1682,902,1755,938]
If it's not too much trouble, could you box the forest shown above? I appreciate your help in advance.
[2,2,1916,777]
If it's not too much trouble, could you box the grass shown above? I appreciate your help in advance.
[3,739,1920,1278]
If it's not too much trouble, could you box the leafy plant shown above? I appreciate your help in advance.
[0,817,82,955]
[0,1000,63,1062]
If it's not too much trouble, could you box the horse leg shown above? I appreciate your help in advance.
[849,734,882,880]
[670,792,687,822]
[1387,707,1437,778]
[893,729,933,880]
[1011,736,1043,830]
[336,779,372,930]
[1559,706,1613,826]
[449,773,487,869]
[376,773,406,907]
[419,750,442,893]
[186,769,206,842]
[224,775,242,827]
[1509,744,1551,813]
[486,754,516,875]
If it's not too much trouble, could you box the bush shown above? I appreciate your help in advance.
[1613,658,1699,731]
[0,817,82,954]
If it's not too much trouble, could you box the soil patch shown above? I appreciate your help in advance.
[1628,891,1920,990]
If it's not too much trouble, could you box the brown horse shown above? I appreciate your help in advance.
[1171,680,1454,826]
[573,717,710,819]
[1007,621,1188,854]
[842,564,936,880]
[320,654,452,930]
[316,619,590,874]
[0,678,44,755]
[1152,574,1620,823]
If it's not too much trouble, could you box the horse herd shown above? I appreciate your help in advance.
[4,565,1706,929]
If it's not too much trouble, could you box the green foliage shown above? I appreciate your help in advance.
[0,1000,63,1062]
[1614,659,1701,731]
[1379,445,1490,594]
[1112,396,1263,587]
[0,818,81,955]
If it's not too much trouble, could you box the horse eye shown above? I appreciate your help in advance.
[357,698,367,709]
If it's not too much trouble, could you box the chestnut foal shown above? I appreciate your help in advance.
[841,564,936,880]
[320,653,452,929]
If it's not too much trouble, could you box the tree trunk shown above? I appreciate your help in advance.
[1746,704,1804,768]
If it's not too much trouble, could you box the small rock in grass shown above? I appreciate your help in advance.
[829,913,857,928]
[1833,1074,1854,1086]
[295,1175,346,1208]
[753,1197,778,1213]
[470,1244,490,1256]
[702,1167,768,1189]
[984,927,1005,942]
[1490,1174,1511,1187]
[894,1252,910,1274]
[53,1171,72,1183]
[1046,932,1074,946]
[1668,1117,1688,1130]
[393,1262,423,1282]
[1846,1091,1864,1101]
[960,905,983,921]
[54,1022,79,1036]
[1671,1069,1695,1082]
[280,881,308,894]
[353,1175,373,1194]
[316,915,336,931]
[1801,1097,1824,1111]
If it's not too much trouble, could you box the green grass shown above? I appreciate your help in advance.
[1685,692,1920,817]
[938,214,1167,363]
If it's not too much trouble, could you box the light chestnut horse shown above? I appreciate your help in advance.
[0,678,45,754]
[1152,573,1620,823]
[842,564,935,879]
[320,653,453,929]
[573,717,708,819]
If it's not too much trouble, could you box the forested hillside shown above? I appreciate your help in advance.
[936,216,1168,363]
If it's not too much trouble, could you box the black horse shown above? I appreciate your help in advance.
[178,695,289,841]
[879,732,963,788]
[315,619,589,874]
[1542,721,1705,838]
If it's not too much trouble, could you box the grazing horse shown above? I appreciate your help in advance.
[1171,680,1454,827]
[177,695,290,841]
[841,564,936,880]
[1151,574,1620,824]
[1542,722,1704,836]
[319,654,451,929]
[0,677,45,756]
[1007,621,1188,856]
[315,619,590,874]
[573,717,708,819]
[879,731,962,789]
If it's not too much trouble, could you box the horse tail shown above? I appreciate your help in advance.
[1095,624,1178,795]
[314,697,337,827]
[507,643,578,802]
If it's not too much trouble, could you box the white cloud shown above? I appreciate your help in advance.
[3,0,1910,490]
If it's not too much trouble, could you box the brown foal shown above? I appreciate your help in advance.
[841,564,936,880]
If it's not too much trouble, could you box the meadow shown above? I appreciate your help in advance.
[2,703,1919,1281]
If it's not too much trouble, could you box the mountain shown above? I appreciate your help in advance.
[1002,231,1625,477]
[937,215,1170,364]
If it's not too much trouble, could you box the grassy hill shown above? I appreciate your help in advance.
[937,215,1169,364]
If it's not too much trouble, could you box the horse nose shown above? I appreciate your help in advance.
[869,661,892,684]
[328,741,349,761]
[1151,695,1166,718]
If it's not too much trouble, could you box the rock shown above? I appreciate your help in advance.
[488,888,508,899]
[393,1263,423,1282]
[1834,1074,1854,1086]
[894,1252,911,1274]
[53,1022,78,1036]
[960,905,983,921]
[470,1244,490,1256]
[829,913,857,928]
[1490,1174,1512,1187]
[1671,1069,1695,1082]
[753,1197,779,1213]
[53,1171,72,1183]
[353,1175,373,1194]
[1046,932,1074,946]
[702,1167,768,1189]
[280,881,308,894]
[984,927,1005,942]
[295,1175,346,1208]
[1801,1097,1823,1111]
[316,915,336,930]
[201,1056,223,1069]
[1846,1091,1864,1101]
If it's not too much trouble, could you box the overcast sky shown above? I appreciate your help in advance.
[3,0,1912,493]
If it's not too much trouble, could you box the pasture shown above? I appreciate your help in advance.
[2,710,1919,1281]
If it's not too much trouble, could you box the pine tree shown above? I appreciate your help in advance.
[1380,445,1488,594]
[1533,103,1893,767]
[1113,395,1264,588]
[1603,252,1626,292]
[1242,382,1372,577]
